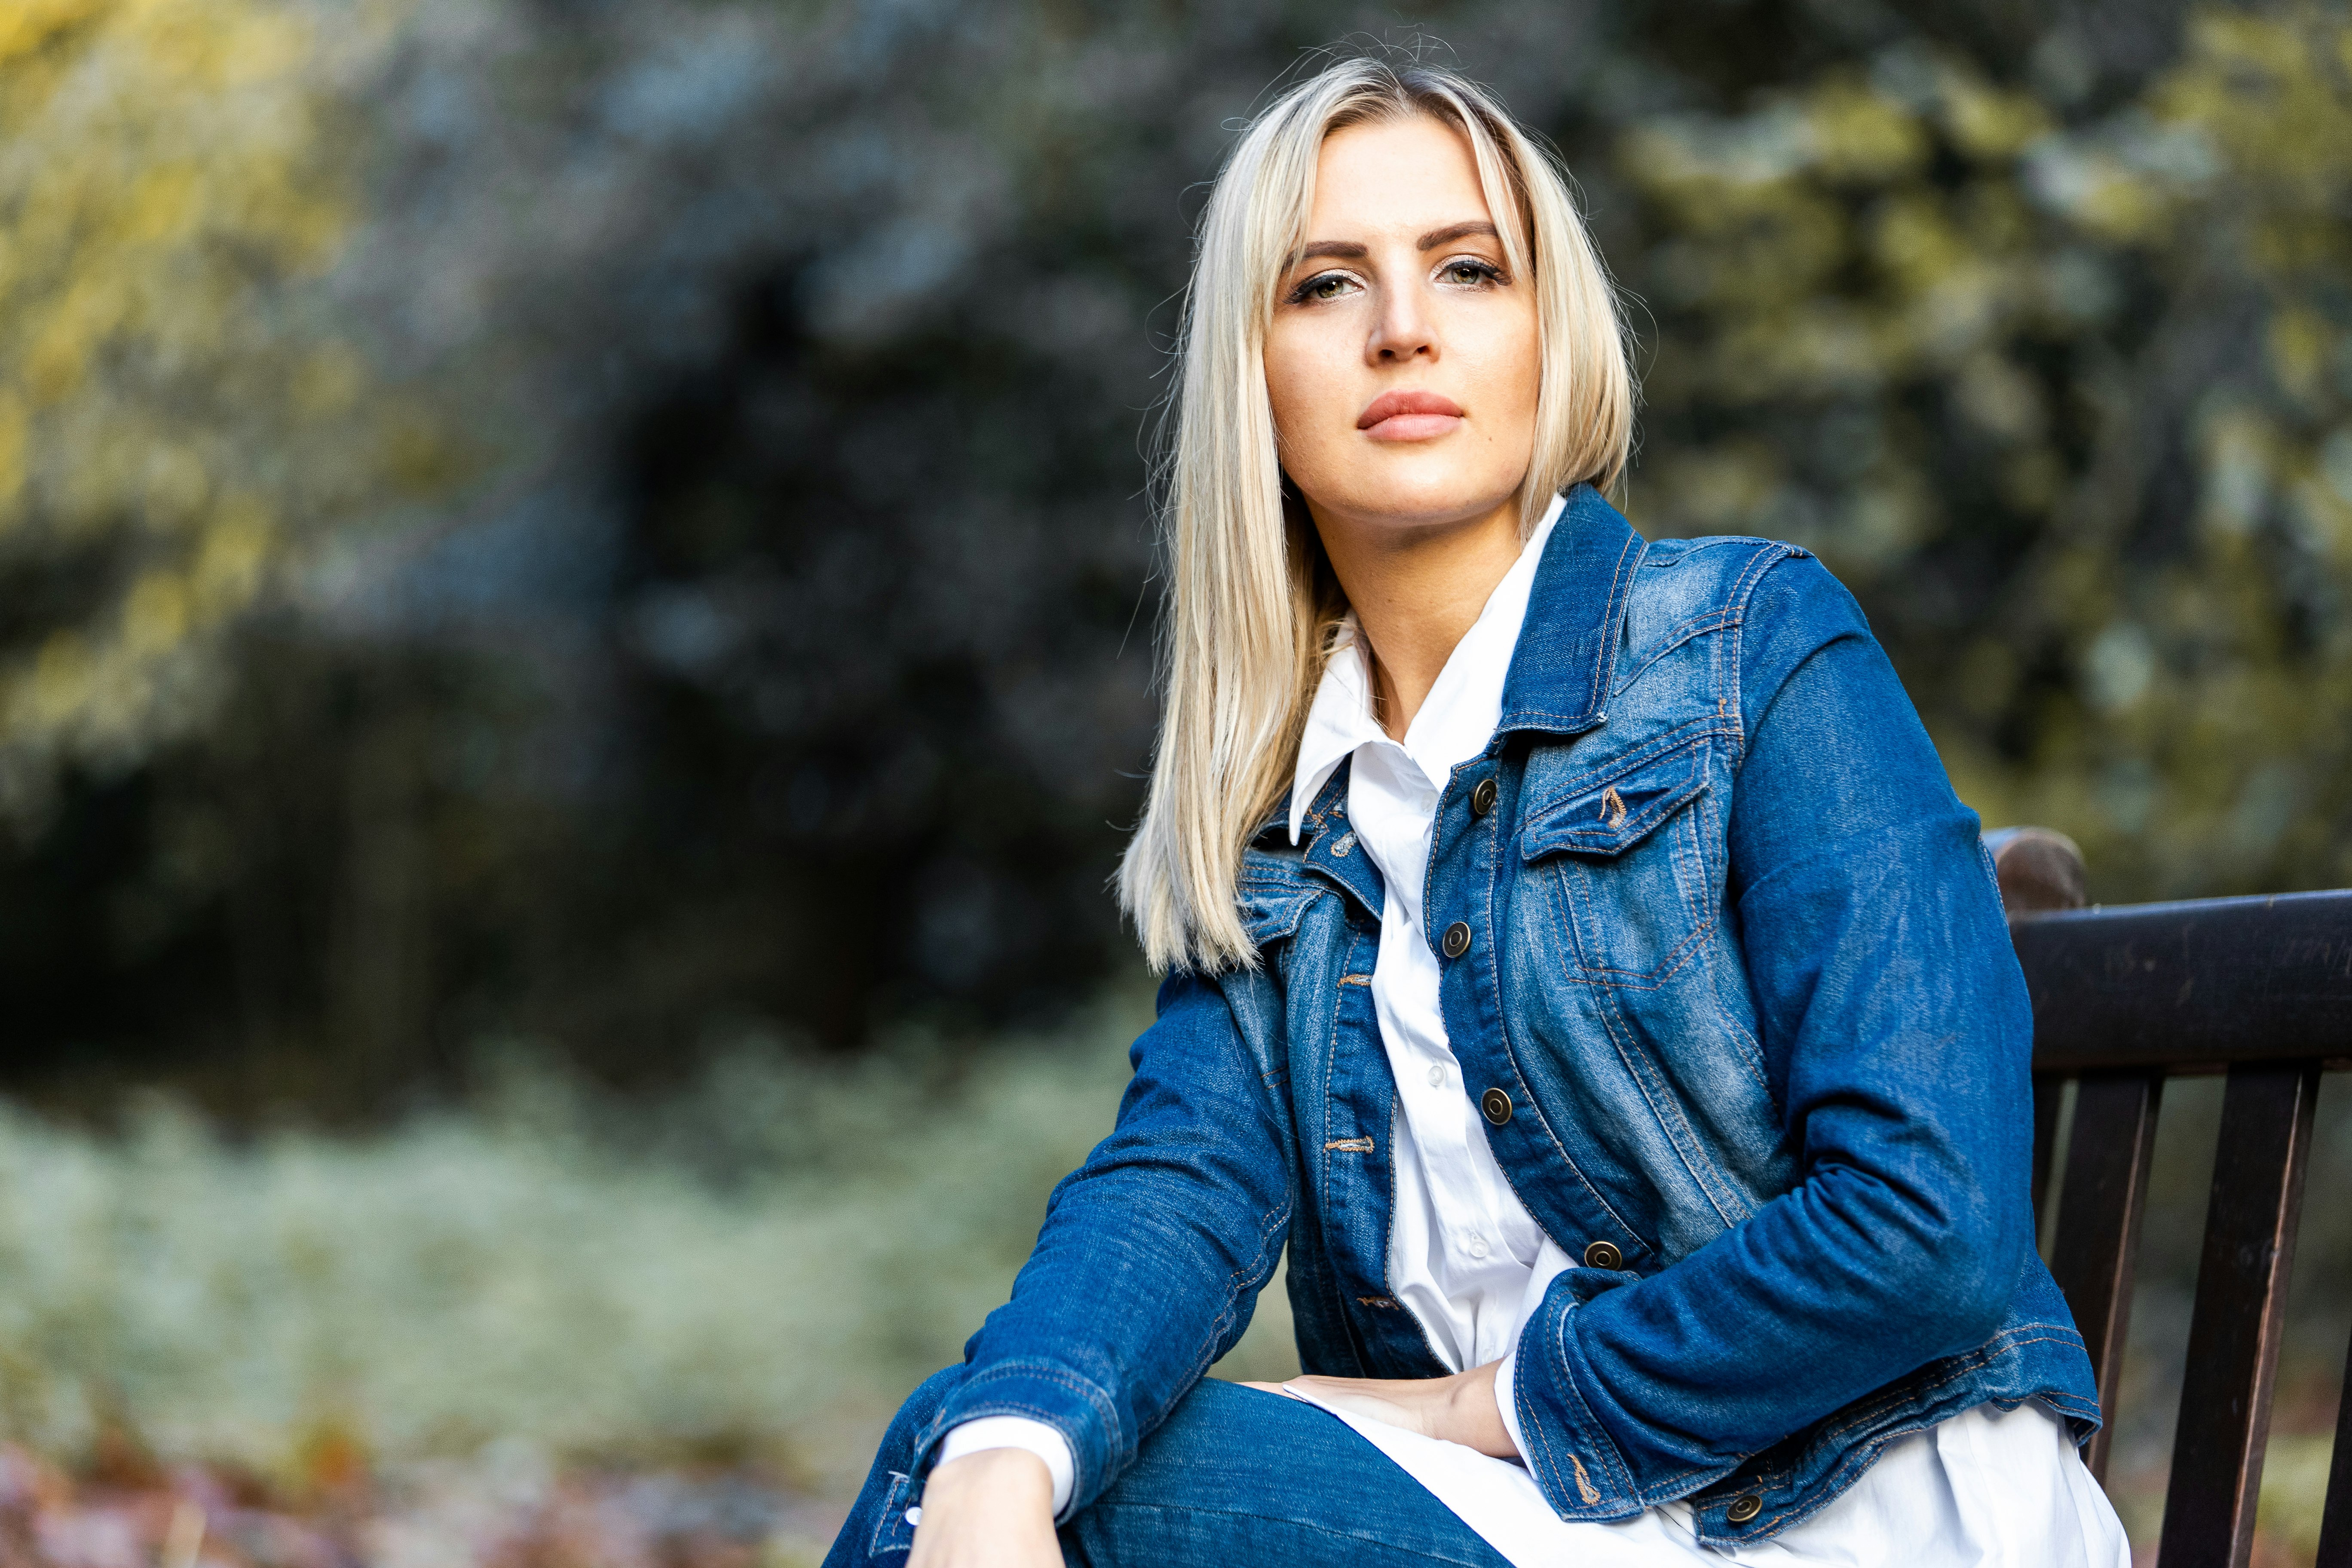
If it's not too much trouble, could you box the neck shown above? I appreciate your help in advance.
[1313,493,1527,741]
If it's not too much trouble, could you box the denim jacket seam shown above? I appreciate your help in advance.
[1552,1308,1640,1504]
[1474,790,1646,1256]
[1611,608,1737,697]
[1317,929,1345,1217]
[1725,541,1804,634]
[1582,529,1648,718]
[1514,1300,1638,1512]
[1646,1455,1746,1495]
[1491,854,1647,1245]
[1743,1367,2009,1544]
[1809,1321,2076,1447]
[870,1472,914,1557]
[1581,943,1751,1230]
[1318,933,1364,1335]
[1721,542,1804,763]
[1181,1196,1294,1391]
[936,1362,1123,1485]
[1557,915,1719,989]
[1532,773,1723,995]
[1709,989,1776,1097]
[1519,721,1732,817]
[1690,1325,2093,1541]
[1515,1328,1582,1508]
[1222,1196,1292,1303]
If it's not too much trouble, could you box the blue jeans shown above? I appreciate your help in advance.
[826,1369,1511,1568]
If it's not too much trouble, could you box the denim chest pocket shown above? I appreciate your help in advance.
[1519,739,1719,986]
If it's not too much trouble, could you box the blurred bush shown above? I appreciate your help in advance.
[0,0,387,813]
[2,0,2346,1102]
[0,989,1303,1498]
[1619,6,2352,900]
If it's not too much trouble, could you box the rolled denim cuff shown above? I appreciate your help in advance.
[914,1360,1121,1516]
[1510,1289,1642,1521]
[937,1417,1076,1517]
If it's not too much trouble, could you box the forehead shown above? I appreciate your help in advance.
[1306,114,1492,234]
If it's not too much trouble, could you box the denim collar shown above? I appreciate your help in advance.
[1256,483,1644,840]
[1491,483,1646,745]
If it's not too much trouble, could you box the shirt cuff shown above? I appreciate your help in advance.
[937,1416,1076,1517]
[1492,1351,1530,1462]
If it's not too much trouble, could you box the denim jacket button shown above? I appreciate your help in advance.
[1441,921,1473,958]
[1480,1087,1512,1124]
[1581,1240,1622,1270]
[1470,778,1498,817]
[1727,1495,1763,1524]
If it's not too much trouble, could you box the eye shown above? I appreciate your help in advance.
[1286,270,1362,305]
[1437,256,1506,288]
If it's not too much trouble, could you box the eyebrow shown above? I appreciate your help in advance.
[1287,221,1503,269]
[1416,220,1500,249]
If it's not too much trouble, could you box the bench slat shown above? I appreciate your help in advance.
[2031,1074,2064,1231]
[2047,1072,2163,1481]
[2156,1062,2320,1568]
[2014,892,2352,1072]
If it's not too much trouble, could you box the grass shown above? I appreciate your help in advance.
[0,990,1295,1516]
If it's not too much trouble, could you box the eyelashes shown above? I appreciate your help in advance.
[1286,270,1360,306]
[1438,257,1505,288]
[1280,254,1510,306]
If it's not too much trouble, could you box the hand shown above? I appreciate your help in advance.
[1242,1362,1518,1458]
[906,1448,1061,1568]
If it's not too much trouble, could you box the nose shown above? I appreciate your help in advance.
[1367,278,1436,364]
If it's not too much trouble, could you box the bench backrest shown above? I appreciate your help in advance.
[2009,867,2352,1568]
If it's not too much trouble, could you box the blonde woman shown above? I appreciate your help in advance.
[826,55,2126,1568]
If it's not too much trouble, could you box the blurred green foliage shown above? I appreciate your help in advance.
[0,994,1184,1489]
[0,0,454,808]
[0,0,2343,1098]
[1619,6,2352,900]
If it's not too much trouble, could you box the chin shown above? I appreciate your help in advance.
[1348,492,1517,531]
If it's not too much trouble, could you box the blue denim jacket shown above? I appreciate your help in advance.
[920,485,2098,1546]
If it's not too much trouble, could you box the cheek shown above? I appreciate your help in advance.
[1465,307,1543,422]
[1263,325,1348,461]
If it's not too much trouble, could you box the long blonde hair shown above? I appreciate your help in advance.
[1118,55,1634,973]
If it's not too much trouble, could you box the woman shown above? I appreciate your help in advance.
[827,55,2125,1568]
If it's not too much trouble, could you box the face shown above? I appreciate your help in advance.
[1264,114,1540,540]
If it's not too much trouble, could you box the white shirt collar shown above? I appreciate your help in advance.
[1288,490,1566,845]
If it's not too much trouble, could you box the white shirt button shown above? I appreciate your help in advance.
[1465,1234,1490,1259]
[1427,1063,1446,1087]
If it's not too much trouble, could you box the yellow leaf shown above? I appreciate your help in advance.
[122,571,189,655]
[1804,76,1929,183]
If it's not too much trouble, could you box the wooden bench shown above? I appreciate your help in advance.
[1989,828,2352,1568]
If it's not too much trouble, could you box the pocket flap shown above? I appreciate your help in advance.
[1235,847,1318,948]
[1235,887,1315,948]
[1520,743,1709,861]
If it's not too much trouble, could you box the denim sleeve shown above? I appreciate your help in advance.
[1508,554,2035,1513]
[913,971,1294,1514]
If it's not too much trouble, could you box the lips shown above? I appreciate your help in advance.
[1356,389,1465,441]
